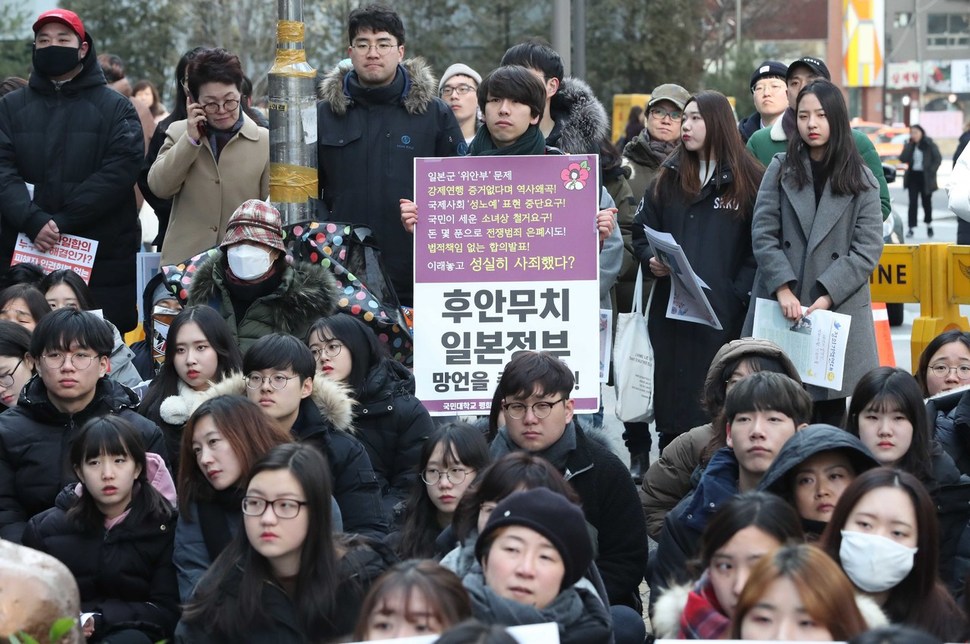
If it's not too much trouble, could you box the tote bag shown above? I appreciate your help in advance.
[613,267,655,423]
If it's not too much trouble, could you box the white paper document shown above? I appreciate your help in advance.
[751,297,851,390]
[643,226,721,329]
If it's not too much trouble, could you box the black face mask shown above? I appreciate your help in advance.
[32,45,81,78]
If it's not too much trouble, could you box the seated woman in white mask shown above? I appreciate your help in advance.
[185,199,340,354]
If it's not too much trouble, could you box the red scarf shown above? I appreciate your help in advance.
[679,574,730,639]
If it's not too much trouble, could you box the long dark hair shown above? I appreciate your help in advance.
[785,80,875,196]
[452,451,580,542]
[397,423,490,559]
[177,395,292,514]
[915,329,970,396]
[695,491,803,574]
[69,415,173,531]
[39,269,97,311]
[845,367,933,483]
[820,468,966,640]
[182,443,340,639]
[654,90,764,216]
[138,306,242,420]
[306,313,387,393]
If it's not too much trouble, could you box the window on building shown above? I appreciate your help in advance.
[927,13,969,48]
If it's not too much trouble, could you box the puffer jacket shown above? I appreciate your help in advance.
[0,37,144,332]
[22,453,179,642]
[316,58,463,305]
[639,338,801,539]
[650,447,738,603]
[186,253,339,354]
[354,358,433,517]
[292,382,387,537]
[0,376,168,542]
[545,77,609,156]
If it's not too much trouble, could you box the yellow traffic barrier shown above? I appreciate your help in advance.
[871,243,970,371]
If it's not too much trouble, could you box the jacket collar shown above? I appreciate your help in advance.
[317,57,439,117]
[547,76,609,155]
[781,150,855,251]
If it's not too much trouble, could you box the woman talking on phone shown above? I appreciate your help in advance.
[148,47,269,265]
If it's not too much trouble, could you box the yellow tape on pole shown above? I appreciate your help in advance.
[277,20,305,43]
[270,163,318,203]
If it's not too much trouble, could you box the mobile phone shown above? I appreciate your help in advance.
[187,88,206,138]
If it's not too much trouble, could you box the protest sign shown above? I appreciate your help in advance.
[11,233,98,283]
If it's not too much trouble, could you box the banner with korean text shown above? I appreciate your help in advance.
[413,155,600,415]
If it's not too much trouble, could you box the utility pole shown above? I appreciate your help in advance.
[268,0,318,225]
[552,0,571,76]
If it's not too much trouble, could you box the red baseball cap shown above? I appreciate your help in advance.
[33,9,85,41]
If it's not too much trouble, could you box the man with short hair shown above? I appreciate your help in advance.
[316,4,463,306]
[0,309,167,543]
[242,333,387,537]
[488,351,648,639]
[650,371,812,599]
[439,63,481,145]
[738,60,788,143]
[746,56,891,219]
[0,10,144,332]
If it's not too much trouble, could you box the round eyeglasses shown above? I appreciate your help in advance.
[421,467,472,485]
[310,341,343,361]
[202,99,239,114]
[246,373,299,390]
[241,496,307,519]
[41,352,95,370]
[502,398,566,420]
[928,364,970,379]
[0,358,23,388]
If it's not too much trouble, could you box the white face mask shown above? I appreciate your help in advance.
[226,244,273,280]
[839,530,918,593]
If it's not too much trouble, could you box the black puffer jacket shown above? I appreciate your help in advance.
[316,58,463,305]
[23,469,179,642]
[354,359,433,518]
[545,77,609,155]
[0,376,168,542]
[0,37,143,332]
[290,377,388,538]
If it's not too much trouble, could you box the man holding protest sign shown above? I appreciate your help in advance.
[0,9,144,332]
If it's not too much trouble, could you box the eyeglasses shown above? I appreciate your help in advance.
[202,99,239,114]
[241,496,307,519]
[40,352,95,370]
[441,84,475,98]
[310,341,343,361]
[649,107,683,121]
[421,467,473,485]
[0,358,23,388]
[752,82,786,95]
[351,40,398,55]
[245,373,299,390]
[502,398,566,419]
[928,364,970,379]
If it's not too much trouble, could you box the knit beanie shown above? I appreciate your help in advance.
[438,63,482,94]
[475,487,593,590]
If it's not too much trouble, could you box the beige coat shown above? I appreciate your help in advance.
[148,113,269,264]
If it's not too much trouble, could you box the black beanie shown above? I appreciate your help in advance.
[475,487,593,590]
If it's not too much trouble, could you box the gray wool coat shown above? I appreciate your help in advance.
[743,152,884,400]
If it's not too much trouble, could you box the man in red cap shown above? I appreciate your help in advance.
[0,9,144,332]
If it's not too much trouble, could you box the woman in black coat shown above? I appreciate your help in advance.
[23,416,179,644]
[631,91,764,450]
[307,313,433,518]
[900,124,942,237]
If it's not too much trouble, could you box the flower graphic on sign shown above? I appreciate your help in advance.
[561,161,590,190]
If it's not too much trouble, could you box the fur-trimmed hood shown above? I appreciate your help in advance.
[186,254,339,339]
[170,370,356,435]
[317,57,439,117]
[652,583,889,638]
[548,77,609,155]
